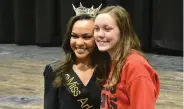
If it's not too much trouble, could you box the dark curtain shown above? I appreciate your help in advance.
[35,0,61,46]
[121,0,183,54]
[0,0,183,54]
[151,0,183,54]
[120,0,153,51]
[0,0,14,43]
[13,0,35,44]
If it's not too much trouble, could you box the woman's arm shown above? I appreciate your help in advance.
[43,64,59,109]
[127,76,158,109]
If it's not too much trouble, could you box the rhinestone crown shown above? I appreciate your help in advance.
[72,2,102,17]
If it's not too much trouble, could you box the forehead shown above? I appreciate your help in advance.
[72,20,94,33]
[94,13,116,26]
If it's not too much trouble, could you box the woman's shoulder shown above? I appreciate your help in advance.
[43,60,60,77]
[125,50,148,65]
[122,50,158,82]
[50,60,61,71]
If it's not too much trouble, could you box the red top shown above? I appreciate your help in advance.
[101,50,160,109]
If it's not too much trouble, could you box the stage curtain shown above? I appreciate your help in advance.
[0,0,182,53]
[152,0,183,52]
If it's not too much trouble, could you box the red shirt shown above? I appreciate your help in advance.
[101,51,160,109]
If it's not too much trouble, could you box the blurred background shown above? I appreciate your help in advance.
[0,0,183,55]
[0,0,183,109]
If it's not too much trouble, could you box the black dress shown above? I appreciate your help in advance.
[43,61,101,109]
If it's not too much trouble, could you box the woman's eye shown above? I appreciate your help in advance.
[94,27,99,31]
[83,35,92,39]
[105,28,111,31]
[71,35,78,38]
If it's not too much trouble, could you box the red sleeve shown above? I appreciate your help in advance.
[127,76,157,109]
[122,58,160,109]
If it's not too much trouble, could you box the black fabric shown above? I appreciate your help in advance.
[103,0,121,6]
[43,65,59,109]
[105,0,183,54]
[117,0,154,51]
[151,0,183,51]
[0,0,14,43]
[0,0,182,54]
[35,0,61,46]
[131,0,153,51]
[43,63,101,109]
[13,0,36,45]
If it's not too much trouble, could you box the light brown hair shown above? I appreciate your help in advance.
[96,6,143,87]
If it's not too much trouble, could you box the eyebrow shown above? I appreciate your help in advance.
[71,32,92,36]
[94,24,111,28]
[104,25,110,27]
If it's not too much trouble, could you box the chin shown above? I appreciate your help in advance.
[75,54,89,59]
[97,48,108,52]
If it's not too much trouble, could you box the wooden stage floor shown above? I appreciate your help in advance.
[0,44,183,109]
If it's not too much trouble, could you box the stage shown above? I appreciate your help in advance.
[0,44,183,109]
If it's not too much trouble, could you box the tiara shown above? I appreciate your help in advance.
[72,2,102,17]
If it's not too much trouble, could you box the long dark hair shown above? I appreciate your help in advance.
[53,14,110,87]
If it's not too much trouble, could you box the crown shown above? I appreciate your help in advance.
[72,2,102,17]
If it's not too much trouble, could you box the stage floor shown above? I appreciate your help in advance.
[0,44,183,109]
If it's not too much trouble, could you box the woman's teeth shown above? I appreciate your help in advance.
[76,48,86,52]
[98,41,107,44]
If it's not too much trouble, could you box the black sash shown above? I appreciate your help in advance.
[64,71,100,109]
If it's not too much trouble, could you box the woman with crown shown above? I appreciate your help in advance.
[43,3,109,109]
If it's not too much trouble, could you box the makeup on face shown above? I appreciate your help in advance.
[70,20,95,60]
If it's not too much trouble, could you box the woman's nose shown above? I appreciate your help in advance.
[95,30,104,38]
[76,38,84,45]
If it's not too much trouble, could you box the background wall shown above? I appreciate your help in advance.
[0,0,182,55]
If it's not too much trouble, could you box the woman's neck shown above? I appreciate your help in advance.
[108,49,116,61]
[74,57,93,71]
[107,44,118,60]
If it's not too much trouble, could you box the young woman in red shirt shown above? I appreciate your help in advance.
[94,6,160,109]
